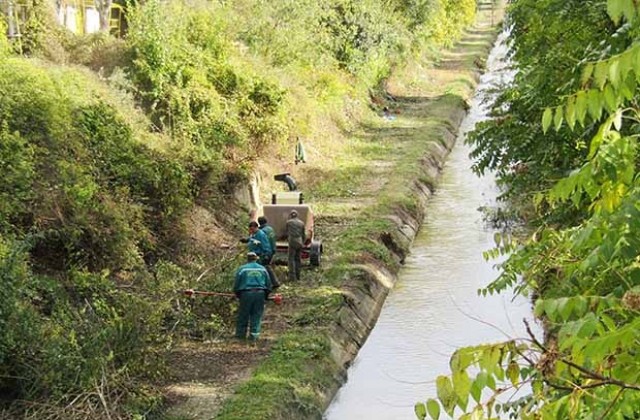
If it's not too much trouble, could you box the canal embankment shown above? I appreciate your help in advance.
[168,2,507,419]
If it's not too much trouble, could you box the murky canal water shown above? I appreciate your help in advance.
[325,31,536,420]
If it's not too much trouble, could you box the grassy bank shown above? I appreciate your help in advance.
[205,3,505,419]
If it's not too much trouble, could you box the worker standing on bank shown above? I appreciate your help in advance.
[234,252,272,340]
[258,216,276,253]
[257,216,280,288]
[245,221,272,261]
[286,210,305,281]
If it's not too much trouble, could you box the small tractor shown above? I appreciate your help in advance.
[260,173,323,266]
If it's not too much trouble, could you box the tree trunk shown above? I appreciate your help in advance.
[95,0,112,32]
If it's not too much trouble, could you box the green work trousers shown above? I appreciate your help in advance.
[288,243,302,281]
[235,290,266,340]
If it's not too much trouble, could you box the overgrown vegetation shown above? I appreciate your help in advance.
[1,0,480,417]
[418,0,640,418]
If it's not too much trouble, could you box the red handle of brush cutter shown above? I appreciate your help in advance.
[183,289,283,305]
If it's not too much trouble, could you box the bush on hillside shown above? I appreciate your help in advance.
[126,0,289,165]
[0,20,10,56]
[397,0,477,48]
[0,58,194,270]
[0,57,201,414]
[0,235,173,415]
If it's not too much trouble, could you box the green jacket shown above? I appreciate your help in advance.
[248,229,272,256]
[234,262,271,292]
[286,217,306,247]
[260,224,277,253]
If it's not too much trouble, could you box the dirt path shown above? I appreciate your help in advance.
[162,2,504,418]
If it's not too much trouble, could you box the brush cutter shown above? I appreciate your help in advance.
[182,289,283,305]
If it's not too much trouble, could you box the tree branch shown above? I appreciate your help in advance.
[524,319,640,392]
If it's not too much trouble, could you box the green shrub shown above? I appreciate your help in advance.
[0,236,174,405]
[0,57,196,270]
[64,32,128,75]
[0,124,35,230]
[0,19,10,57]
[0,236,42,399]
[126,0,290,159]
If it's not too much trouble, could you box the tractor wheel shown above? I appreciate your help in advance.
[310,241,322,267]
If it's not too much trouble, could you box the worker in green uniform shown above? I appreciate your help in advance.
[245,221,272,260]
[286,210,306,281]
[258,216,276,253]
[258,216,280,288]
[234,252,272,340]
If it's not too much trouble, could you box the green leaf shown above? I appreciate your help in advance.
[553,106,564,131]
[575,91,588,126]
[620,72,636,100]
[534,299,545,317]
[558,297,573,321]
[493,232,502,247]
[415,402,427,420]
[544,299,560,322]
[603,83,617,112]
[621,0,637,23]
[427,399,441,420]
[581,63,594,86]
[588,122,606,159]
[436,376,456,416]
[609,59,621,88]
[607,0,623,25]
[470,378,482,403]
[594,61,609,89]
[475,371,488,389]
[532,379,543,396]
[619,47,634,77]
[542,107,553,133]
[574,296,588,316]
[506,361,520,385]
[565,96,576,129]
[587,89,603,121]
[577,314,598,338]
[486,374,496,390]
[453,370,471,411]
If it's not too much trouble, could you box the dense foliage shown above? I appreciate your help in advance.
[417,0,640,419]
[0,57,198,416]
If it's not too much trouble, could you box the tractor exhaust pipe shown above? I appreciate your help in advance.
[274,173,297,191]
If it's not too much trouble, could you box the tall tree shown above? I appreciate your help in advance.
[95,0,112,32]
